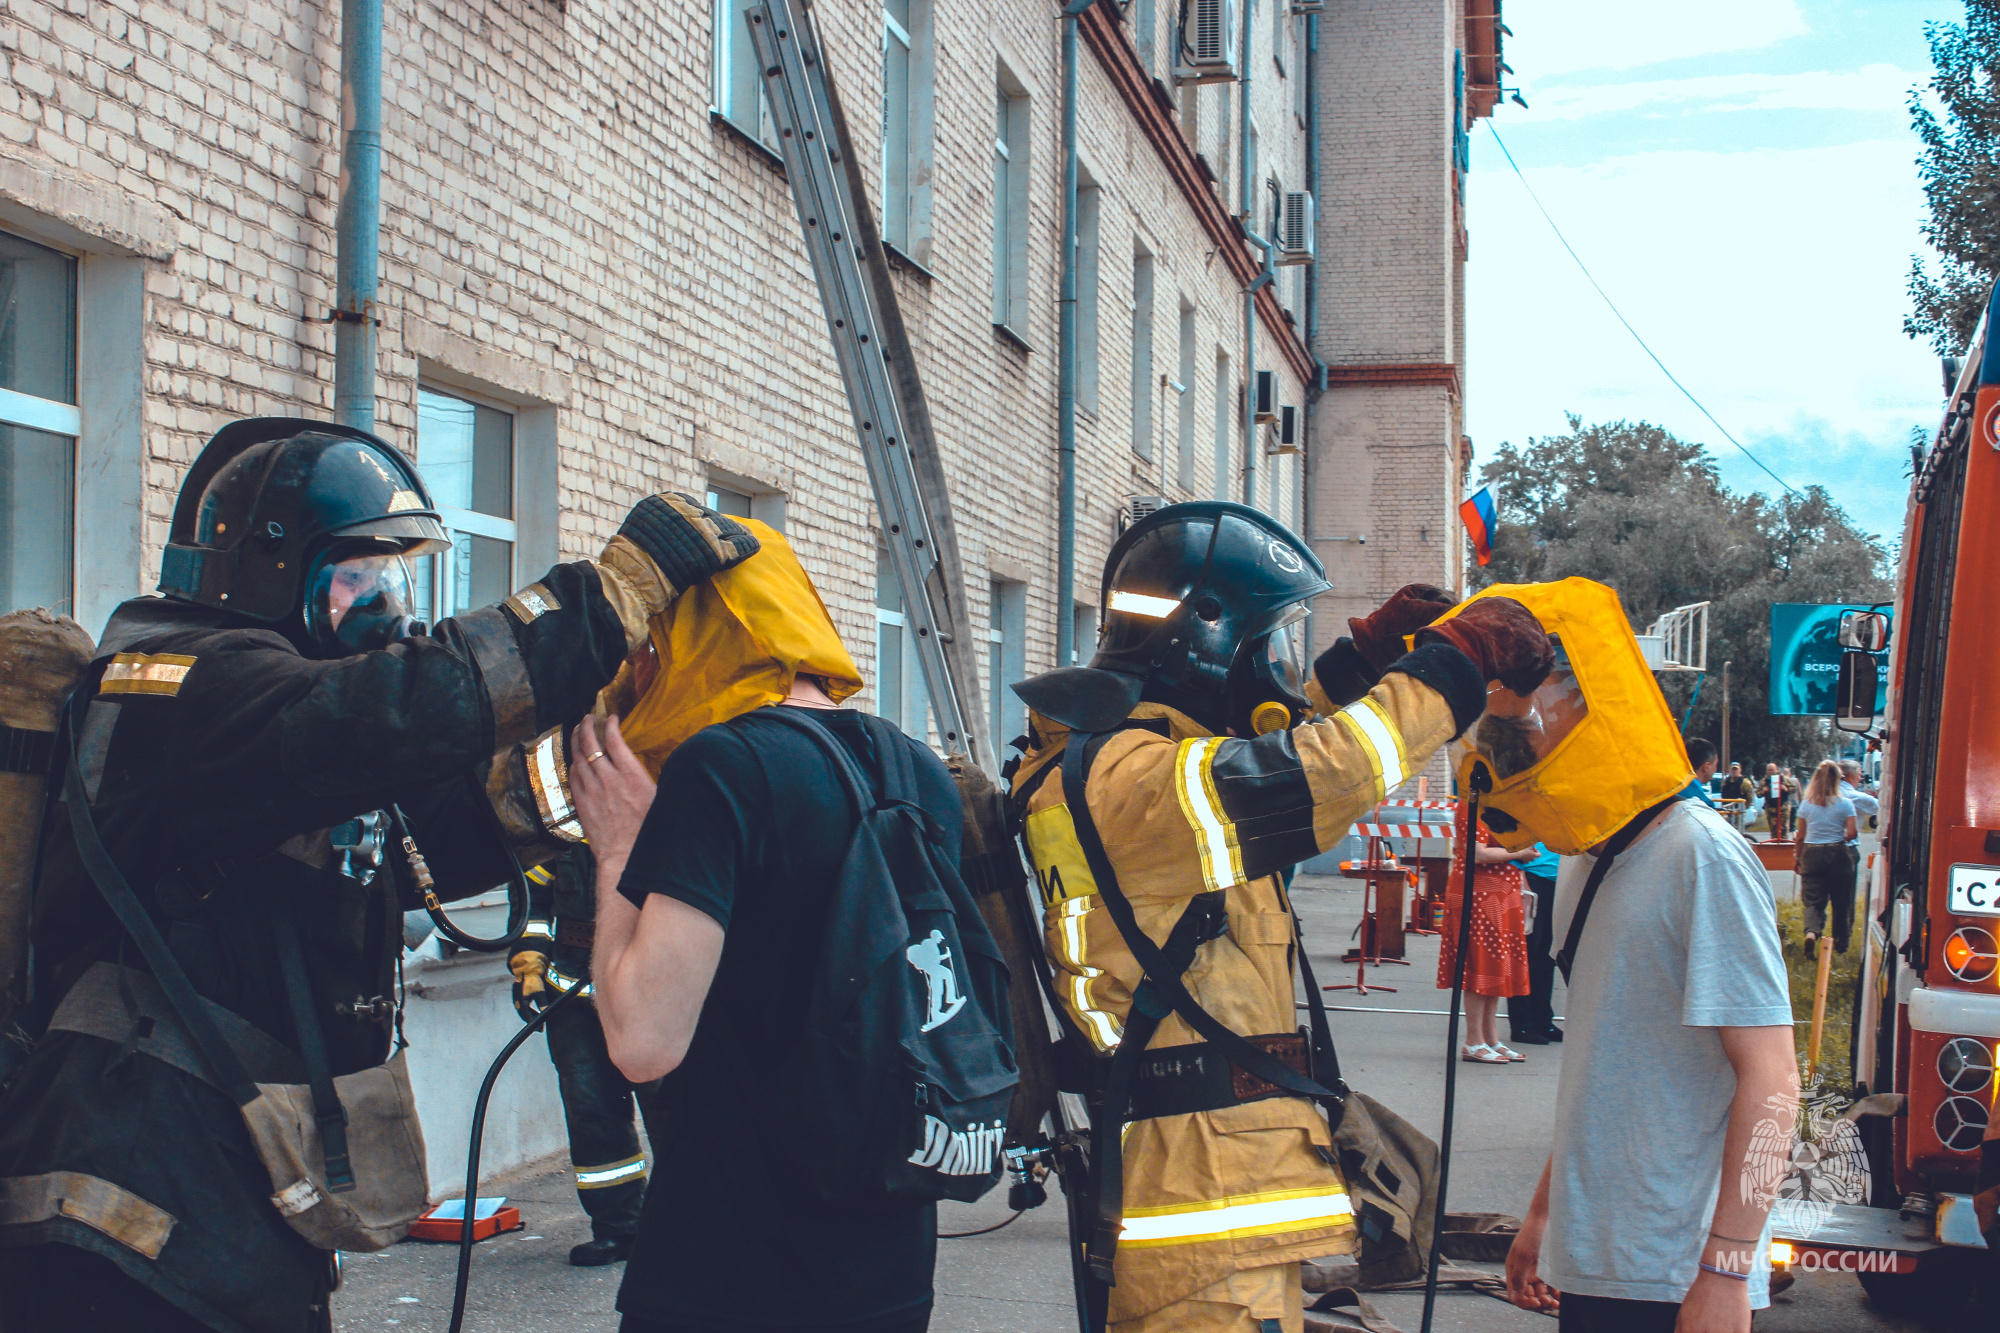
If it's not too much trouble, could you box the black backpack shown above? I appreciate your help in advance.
[741,707,1018,1206]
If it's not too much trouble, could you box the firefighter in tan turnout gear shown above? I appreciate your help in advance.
[1008,501,1552,1332]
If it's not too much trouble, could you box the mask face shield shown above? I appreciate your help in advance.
[1469,638,1588,780]
[1230,603,1313,736]
[304,544,427,658]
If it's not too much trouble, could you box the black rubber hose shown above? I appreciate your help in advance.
[1420,769,1488,1333]
[397,789,533,954]
[448,978,585,1333]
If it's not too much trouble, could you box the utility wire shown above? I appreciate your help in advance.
[1484,122,1804,499]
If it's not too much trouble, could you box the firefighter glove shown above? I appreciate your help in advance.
[510,948,550,1023]
[1349,583,1458,675]
[1414,596,1555,697]
[594,493,761,650]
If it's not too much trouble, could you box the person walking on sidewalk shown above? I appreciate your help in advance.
[1441,802,1537,1064]
[1796,760,1859,955]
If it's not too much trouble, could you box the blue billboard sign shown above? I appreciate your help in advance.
[1768,603,1892,717]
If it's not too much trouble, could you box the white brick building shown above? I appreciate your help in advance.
[6,0,1450,1183]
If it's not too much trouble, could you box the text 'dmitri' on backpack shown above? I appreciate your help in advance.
[740,707,1018,1206]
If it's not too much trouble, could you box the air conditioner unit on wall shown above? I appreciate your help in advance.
[1278,191,1314,265]
[1174,0,1239,85]
[1119,495,1167,533]
[1254,370,1279,423]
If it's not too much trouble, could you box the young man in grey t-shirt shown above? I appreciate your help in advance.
[1505,799,1798,1333]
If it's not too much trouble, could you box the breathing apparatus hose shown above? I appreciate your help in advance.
[1419,764,1489,1333]
[395,782,532,953]
[447,977,586,1333]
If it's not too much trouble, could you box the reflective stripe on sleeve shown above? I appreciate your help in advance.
[1052,895,1123,1051]
[1117,1188,1355,1249]
[1173,737,1246,891]
[1331,697,1407,802]
[526,728,587,843]
[520,919,554,941]
[573,1153,646,1189]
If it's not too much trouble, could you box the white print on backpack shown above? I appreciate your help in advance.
[907,930,968,1032]
[907,1117,1005,1175]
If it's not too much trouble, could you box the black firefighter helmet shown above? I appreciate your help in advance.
[1015,501,1331,737]
[158,418,449,655]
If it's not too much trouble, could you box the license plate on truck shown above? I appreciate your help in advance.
[1947,865,2000,917]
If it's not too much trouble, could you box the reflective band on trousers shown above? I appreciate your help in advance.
[1332,698,1406,803]
[574,1153,646,1189]
[1173,737,1246,892]
[1117,1188,1355,1249]
[545,963,593,997]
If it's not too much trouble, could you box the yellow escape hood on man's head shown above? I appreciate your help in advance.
[613,519,862,776]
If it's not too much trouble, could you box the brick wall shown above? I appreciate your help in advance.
[0,0,1312,728]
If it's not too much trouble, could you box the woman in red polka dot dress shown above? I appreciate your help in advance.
[1438,799,1537,1064]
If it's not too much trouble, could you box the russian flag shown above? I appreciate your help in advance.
[1459,486,1498,567]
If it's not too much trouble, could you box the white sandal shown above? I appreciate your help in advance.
[1461,1044,1507,1064]
[1492,1044,1527,1063]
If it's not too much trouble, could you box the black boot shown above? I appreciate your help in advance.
[569,1235,637,1267]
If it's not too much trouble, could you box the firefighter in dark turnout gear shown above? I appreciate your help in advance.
[0,418,759,1333]
[510,845,661,1266]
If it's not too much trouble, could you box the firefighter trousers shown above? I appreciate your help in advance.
[1108,1261,1302,1333]
[546,996,661,1239]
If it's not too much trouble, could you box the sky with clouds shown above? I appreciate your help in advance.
[1464,0,1967,547]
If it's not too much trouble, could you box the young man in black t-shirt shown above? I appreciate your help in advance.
[568,677,959,1333]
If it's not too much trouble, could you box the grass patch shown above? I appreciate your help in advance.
[1775,896,1863,1086]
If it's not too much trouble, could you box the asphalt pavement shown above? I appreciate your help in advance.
[338,871,1922,1333]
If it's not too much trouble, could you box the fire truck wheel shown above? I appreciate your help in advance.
[1856,1247,1980,1321]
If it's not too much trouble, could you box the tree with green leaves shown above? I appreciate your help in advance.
[1474,417,1892,769]
[1907,0,2000,356]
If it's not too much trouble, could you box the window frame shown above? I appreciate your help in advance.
[0,228,81,618]
[1175,297,1197,491]
[879,0,935,264]
[713,0,783,154]
[1076,179,1103,415]
[1129,246,1155,460]
[992,66,1032,338]
[414,381,521,623]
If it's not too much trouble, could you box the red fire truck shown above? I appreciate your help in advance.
[1786,298,2000,1314]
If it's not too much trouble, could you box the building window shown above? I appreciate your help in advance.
[988,579,1027,754]
[1212,350,1233,501]
[1076,182,1102,414]
[1175,299,1197,490]
[414,385,516,622]
[1071,602,1098,667]
[881,0,934,261]
[713,0,781,153]
[1130,248,1155,459]
[1134,0,1157,74]
[992,70,1030,334]
[0,231,78,617]
[705,482,754,518]
[875,548,930,737]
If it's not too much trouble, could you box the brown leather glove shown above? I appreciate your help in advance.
[1415,596,1554,696]
[1348,583,1458,674]
[595,493,761,651]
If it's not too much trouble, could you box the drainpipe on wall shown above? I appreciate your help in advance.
[332,0,384,433]
[1055,0,1091,668]
[1302,10,1320,650]
[1238,0,1257,510]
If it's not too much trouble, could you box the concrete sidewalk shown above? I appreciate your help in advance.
[336,871,1917,1333]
